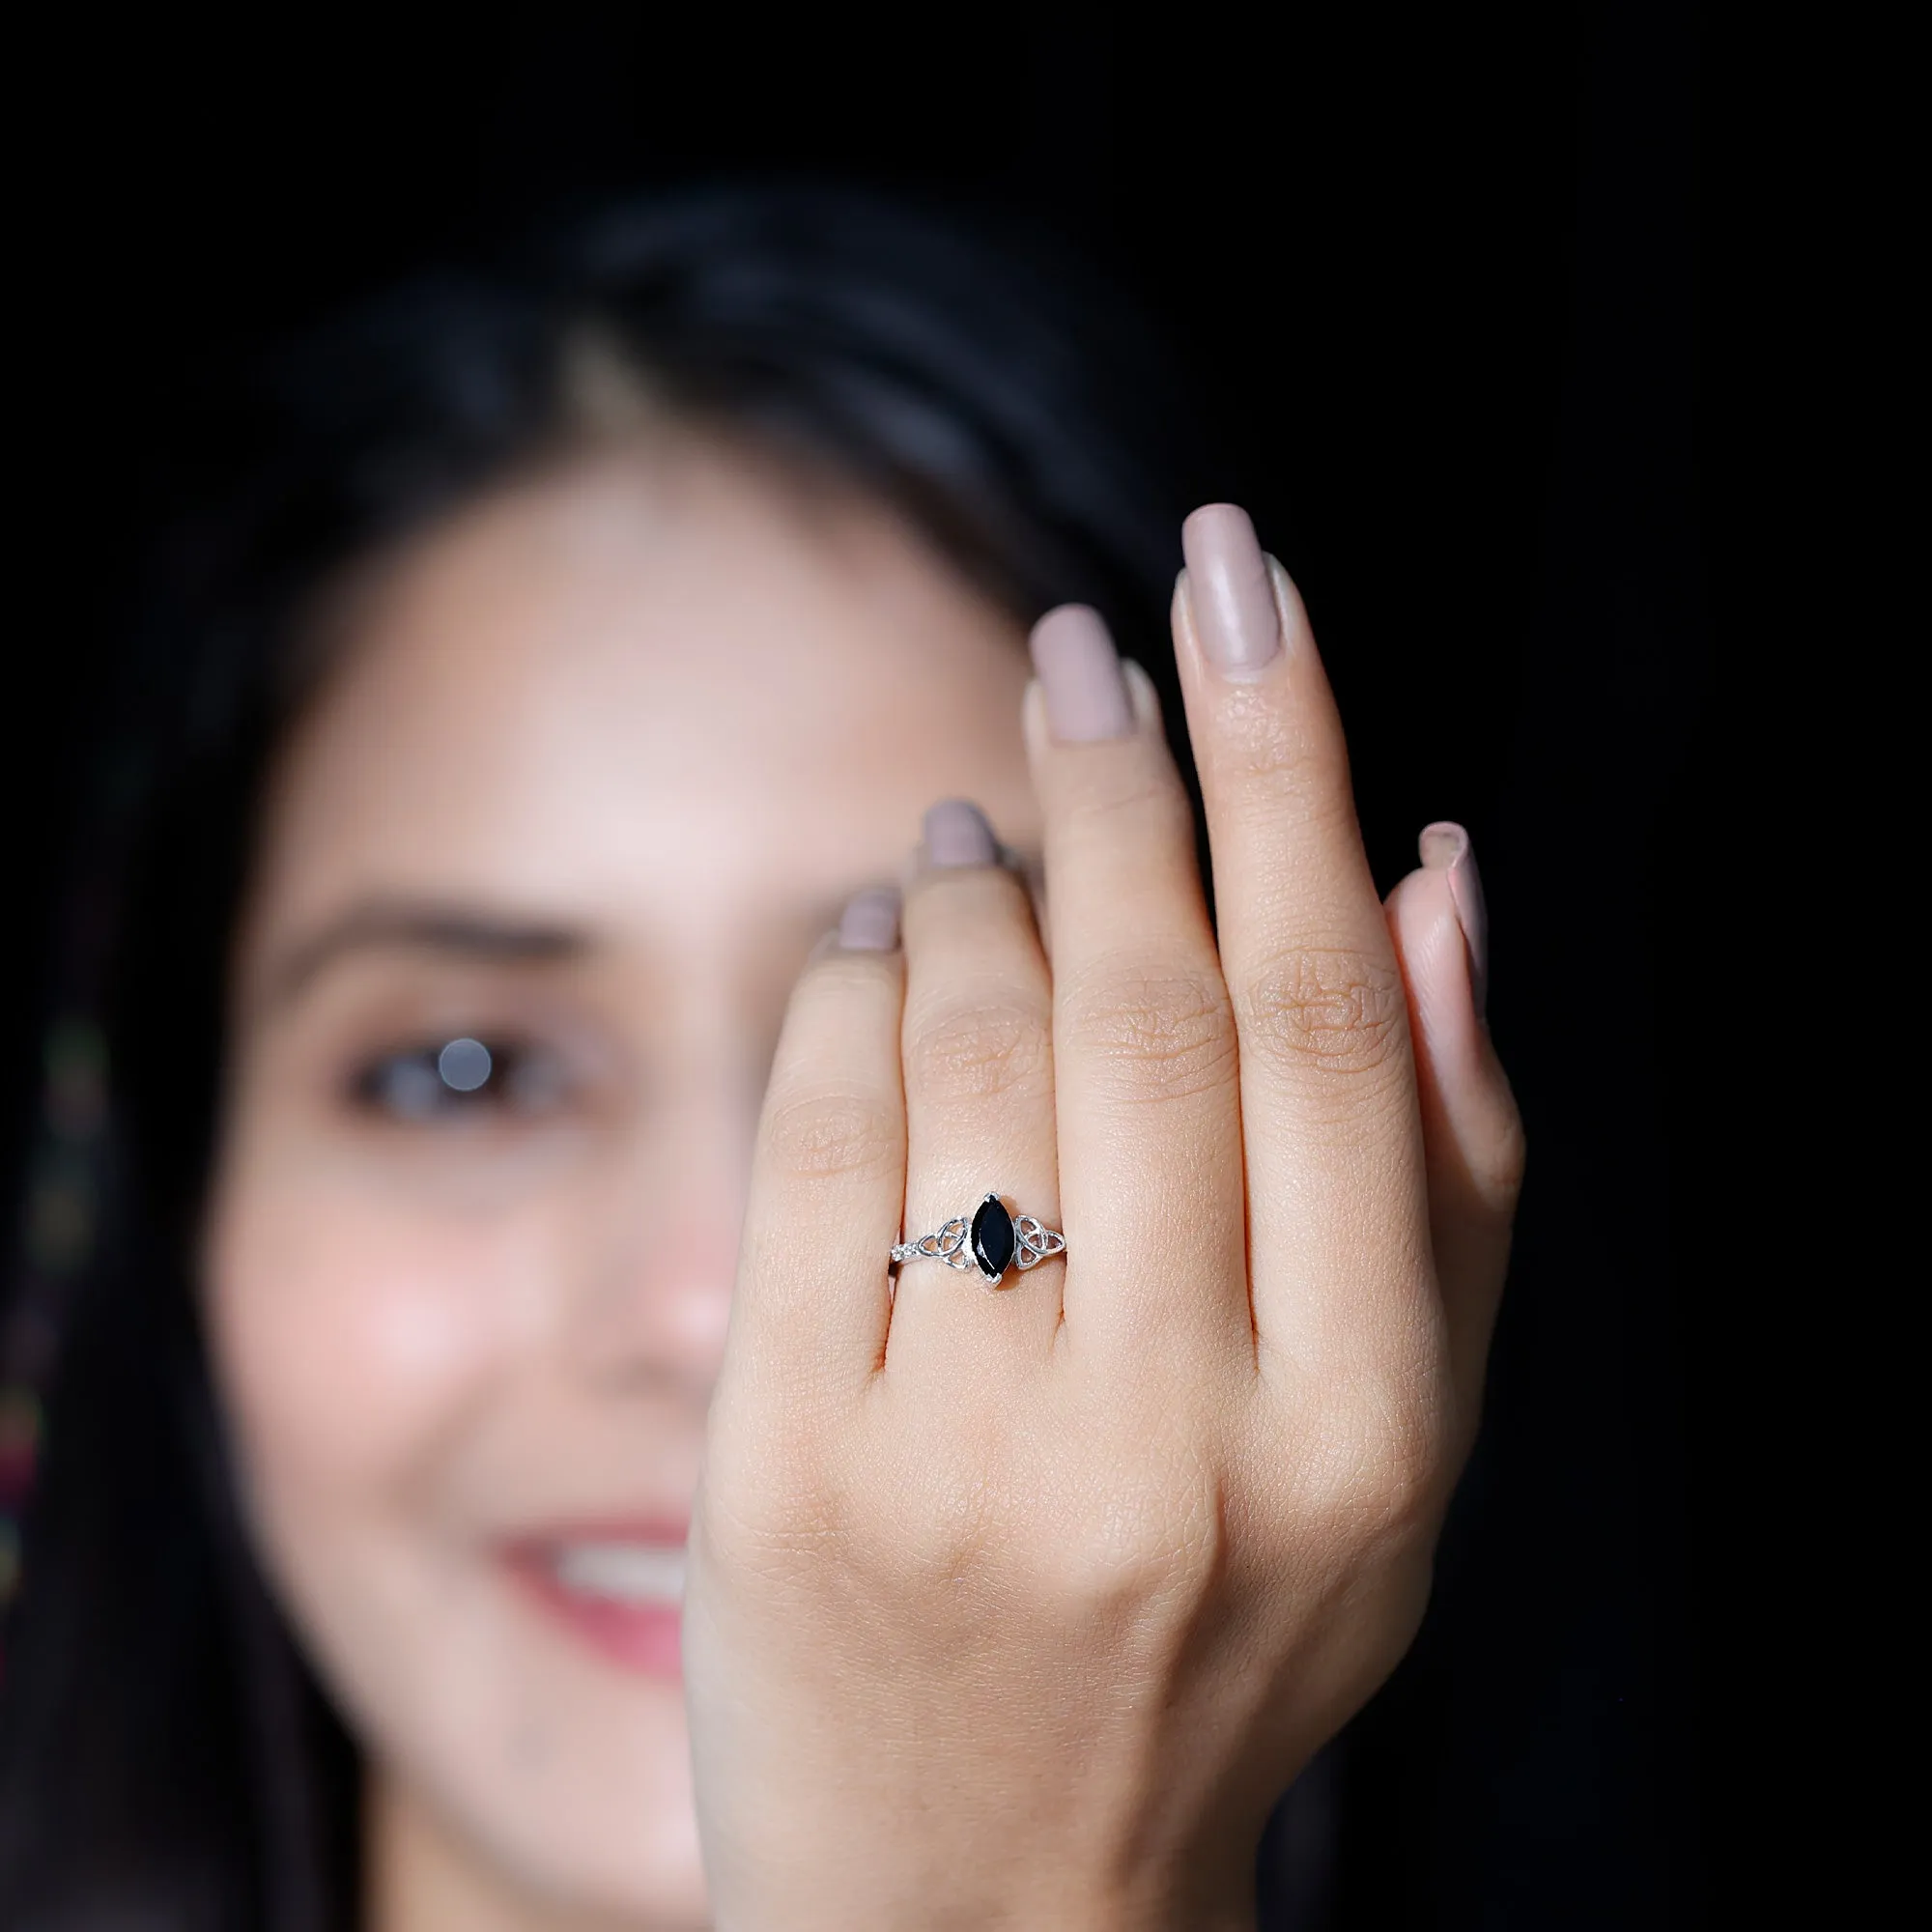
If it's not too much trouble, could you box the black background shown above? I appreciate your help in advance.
[4,7,1704,1924]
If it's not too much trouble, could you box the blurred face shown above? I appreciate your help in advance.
[202,439,1042,1927]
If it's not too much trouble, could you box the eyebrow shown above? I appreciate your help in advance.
[259,900,593,1010]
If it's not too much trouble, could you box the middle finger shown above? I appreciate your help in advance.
[1020,606,1252,1368]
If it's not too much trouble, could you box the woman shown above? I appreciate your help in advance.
[0,185,1521,1928]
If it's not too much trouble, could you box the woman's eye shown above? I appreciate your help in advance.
[353,1036,569,1122]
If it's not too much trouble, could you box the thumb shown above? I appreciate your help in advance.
[1384,823,1526,1428]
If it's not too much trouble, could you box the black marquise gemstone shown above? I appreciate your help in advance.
[971,1195,1016,1280]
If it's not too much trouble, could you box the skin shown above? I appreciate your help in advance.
[691,532,1523,1930]
[203,431,1522,1930]
[205,438,1046,1929]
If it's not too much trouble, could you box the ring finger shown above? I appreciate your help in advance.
[888,799,1065,1377]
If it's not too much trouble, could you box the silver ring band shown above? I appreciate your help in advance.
[891,1192,1065,1289]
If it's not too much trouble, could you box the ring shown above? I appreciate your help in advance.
[891,1192,1065,1289]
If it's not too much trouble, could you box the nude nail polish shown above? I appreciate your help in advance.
[1180,503,1282,677]
[1420,821,1490,1020]
[923,799,998,867]
[1029,604,1134,742]
[838,886,900,952]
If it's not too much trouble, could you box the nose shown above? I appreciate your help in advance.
[566,1077,747,1401]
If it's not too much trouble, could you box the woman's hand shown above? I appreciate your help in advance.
[683,505,1525,1931]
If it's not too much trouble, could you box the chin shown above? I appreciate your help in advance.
[295,1548,713,1926]
[389,1686,713,1928]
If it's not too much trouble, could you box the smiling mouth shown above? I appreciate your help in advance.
[505,1531,688,1678]
[548,1540,686,1605]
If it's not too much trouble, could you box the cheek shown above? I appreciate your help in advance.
[202,1156,525,1512]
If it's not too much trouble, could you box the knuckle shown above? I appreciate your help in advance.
[1062,753,1194,843]
[1236,944,1406,1085]
[1062,955,1238,1105]
[1047,1493,1209,1621]
[1306,1369,1449,1547]
[1221,696,1350,805]
[761,1085,900,1181]
[794,948,897,1013]
[903,992,1052,1107]
[895,1465,1000,1579]
[1044,1436,1227,1617]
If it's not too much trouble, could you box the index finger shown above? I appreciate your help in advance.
[1174,506,1433,1374]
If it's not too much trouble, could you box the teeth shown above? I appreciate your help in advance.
[551,1543,686,1605]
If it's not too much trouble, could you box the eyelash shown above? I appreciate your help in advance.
[351,1035,571,1122]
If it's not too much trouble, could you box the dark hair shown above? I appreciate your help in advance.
[0,183,1220,1929]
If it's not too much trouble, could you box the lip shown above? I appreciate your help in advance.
[501,1520,688,1682]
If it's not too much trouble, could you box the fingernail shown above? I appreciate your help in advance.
[1029,604,1134,742]
[1420,822,1489,1020]
[923,798,998,867]
[837,886,900,952]
[1180,503,1281,677]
